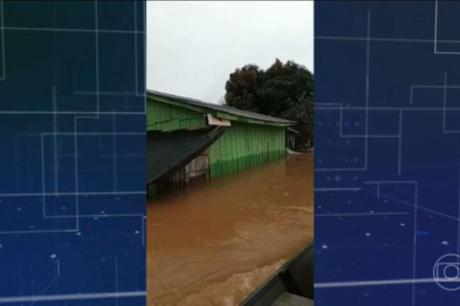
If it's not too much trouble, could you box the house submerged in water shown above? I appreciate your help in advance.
[147,90,294,195]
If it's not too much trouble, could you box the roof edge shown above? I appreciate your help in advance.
[147,90,294,127]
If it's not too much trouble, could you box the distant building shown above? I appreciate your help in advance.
[147,91,293,194]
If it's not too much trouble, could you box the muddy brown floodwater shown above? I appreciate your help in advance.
[147,153,313,306]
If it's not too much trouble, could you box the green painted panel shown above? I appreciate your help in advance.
[146,97,206,131]
[147,96,287,178]
[209,122,286,178]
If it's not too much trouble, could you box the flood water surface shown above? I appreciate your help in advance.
[147,154,313,306]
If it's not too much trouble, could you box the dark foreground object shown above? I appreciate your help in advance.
[240,243,314,306]
[146,127,225,184]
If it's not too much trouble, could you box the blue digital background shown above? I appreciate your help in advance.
[0,1,146,305]
[315,1,460,305]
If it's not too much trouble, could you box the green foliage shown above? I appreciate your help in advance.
[224,59,314,149]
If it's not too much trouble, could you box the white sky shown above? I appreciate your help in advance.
[146,1,313,104]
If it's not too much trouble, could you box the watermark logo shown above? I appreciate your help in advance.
[433,253,460,291]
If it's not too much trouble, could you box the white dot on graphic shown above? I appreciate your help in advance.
[76,232,82,236]
[370,210,374,214]
[441,241,449,246]
[62,206,67,210]
[0,244,3,248]
[134,230,140,235]
[400,223,405,227]
[101,211,105,214]
[365,233,371,237]
[50,254,57,259]
[17,207,22,211]
[94,217,98,221]
[322,245,328,249]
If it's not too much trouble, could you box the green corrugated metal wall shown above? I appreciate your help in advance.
[147,97,286,178]
[147,98,206,131]
[209,122,285,178]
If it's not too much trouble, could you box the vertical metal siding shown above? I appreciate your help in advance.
[209,122,286,178]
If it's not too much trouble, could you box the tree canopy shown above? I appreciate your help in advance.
[224,59,314,149]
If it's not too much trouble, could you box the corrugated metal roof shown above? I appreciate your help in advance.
[147,90,293,126]
[146,127,225,183]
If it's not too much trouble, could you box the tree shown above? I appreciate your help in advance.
[224,59,314,149]
[224,64,262,112]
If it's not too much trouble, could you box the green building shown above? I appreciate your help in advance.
[147,91,293,189]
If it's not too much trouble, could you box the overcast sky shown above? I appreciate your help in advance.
[146,1,313,104]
